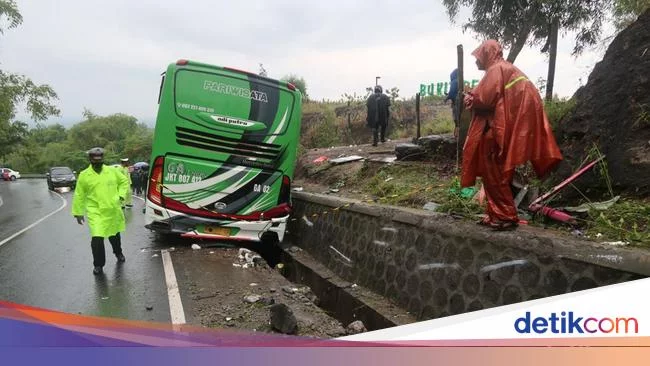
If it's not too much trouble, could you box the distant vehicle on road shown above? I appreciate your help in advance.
[144,59,303,245]
[1,168,20,181]
[46,166,76,190]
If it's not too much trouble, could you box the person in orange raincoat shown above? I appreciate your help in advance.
[462,40,563,230]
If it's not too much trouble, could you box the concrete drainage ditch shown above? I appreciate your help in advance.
[280,191,649,324]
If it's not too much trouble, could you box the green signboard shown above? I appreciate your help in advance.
[420,79,480,97]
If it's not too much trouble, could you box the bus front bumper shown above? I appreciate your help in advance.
[144,201,288,243]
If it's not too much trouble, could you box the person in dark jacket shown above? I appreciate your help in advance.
[366,85,391,146]
[445,68,460,137]
[130,169,140,195]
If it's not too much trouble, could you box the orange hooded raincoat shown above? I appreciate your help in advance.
[462,40,563,224]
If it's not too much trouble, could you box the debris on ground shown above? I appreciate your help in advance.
[571,229,585,238]
[235,248,264,268]
[368,156,397,163]
[282,286,297,294]
[191,244,201,250]
[563,196,621,213]
[423,202,440,212]
[260,297,275,306]
[346,320,367,335]
[292,187,304,192]
[270,303,298,335]
[244,295,262,304]
[313,156,329,164]
[330,155,365,165]
[603,241,629,246]
[395,143,425,161]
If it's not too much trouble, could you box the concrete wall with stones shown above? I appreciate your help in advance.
[286,192,649,320]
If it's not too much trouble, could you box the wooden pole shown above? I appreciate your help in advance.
[456,44,465,172]
[415,93,421,140]
[545,18,559,101]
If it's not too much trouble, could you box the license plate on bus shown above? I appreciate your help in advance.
[203,226,231,236]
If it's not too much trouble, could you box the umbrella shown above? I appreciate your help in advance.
[133,162,149,168]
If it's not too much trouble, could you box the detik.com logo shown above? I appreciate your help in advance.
[514,312,639,334]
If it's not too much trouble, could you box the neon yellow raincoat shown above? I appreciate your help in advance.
[119,165,133,206]
[72,165,129,237]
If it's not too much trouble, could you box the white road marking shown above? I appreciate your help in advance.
[161,249,186,325]
[0,194,3,208]
[0,191,67,248]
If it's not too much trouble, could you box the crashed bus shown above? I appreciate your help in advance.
[144,59,302,245]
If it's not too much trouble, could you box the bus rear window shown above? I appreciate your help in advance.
[173,69,294,136]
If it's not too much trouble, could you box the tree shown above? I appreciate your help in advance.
[280,74,309,100]
[443,0,612,99]
[612,0,650,29]
[0,0,22,34]
[0,1,59,163]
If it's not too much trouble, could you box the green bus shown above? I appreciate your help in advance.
[144,59,302,244]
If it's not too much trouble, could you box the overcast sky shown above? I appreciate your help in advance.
[1,0,614,127]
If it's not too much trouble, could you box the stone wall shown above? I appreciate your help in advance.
[286,192,649,320]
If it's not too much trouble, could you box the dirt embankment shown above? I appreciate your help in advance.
[556,9,650,197]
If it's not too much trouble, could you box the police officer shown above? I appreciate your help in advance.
[72,147,129,275]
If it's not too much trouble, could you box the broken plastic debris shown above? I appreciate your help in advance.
[351,284,358,288]
[226,317,233,321]
[423,202,440,212]
[384,177,394,182]
[302,215,314,227]
[312,156,328,164]
[232,263,242,268]
[152,254,159,258]
[604,241,629,246]
[292,187,304,192]
[191,244,201,250]
[250,283,259,286]
[564,196,620,213]
[330,155,364,164]
[209,251,215,254]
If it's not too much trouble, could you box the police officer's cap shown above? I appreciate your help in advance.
[87,147,104,157]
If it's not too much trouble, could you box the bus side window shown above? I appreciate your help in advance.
[157,73,166,104]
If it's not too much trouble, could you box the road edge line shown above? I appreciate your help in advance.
[161,249,186,325]
[0,191,67,248]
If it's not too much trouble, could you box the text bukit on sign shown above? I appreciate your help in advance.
[420,79,480,97]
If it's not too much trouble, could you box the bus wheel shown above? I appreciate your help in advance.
[260,231,280,247]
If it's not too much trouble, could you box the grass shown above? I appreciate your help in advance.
[347,160,650,247]
[581,198,650,246]
[354,163,482,217]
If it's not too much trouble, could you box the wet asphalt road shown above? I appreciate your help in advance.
[0,179,171,322]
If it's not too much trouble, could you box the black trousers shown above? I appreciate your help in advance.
[373,122,387,145]
[91,233,123,267]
